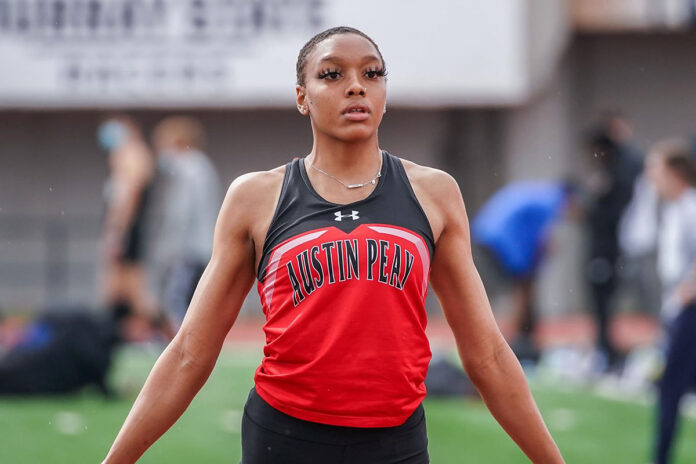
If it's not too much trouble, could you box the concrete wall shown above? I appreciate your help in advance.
[572,32,696,146]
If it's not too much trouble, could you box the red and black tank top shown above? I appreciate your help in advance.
[254,151,436,427]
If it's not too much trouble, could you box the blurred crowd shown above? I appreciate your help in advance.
[468,112,696,464]
[471,113,695,361]
[0,114,222,395]
[97,114,221,339]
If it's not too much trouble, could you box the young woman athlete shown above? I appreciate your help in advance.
[103,27,565,464]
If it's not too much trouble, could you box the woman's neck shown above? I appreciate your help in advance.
[306,136,382,181]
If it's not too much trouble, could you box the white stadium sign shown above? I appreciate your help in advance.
[0,0,547,108]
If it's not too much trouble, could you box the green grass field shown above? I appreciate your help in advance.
[1,346,695,463]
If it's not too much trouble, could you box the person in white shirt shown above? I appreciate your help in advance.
[150,116,222,329]
[646,138,696,464]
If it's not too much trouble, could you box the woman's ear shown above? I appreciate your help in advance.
[296,85,309,115]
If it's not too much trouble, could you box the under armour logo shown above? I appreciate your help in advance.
[334,210,360,221]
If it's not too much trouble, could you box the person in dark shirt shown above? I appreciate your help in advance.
[584,116,642,366]
[98,116,158,325]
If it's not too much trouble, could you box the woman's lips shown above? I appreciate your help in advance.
[343,105,370,121]
[344,111,370,121]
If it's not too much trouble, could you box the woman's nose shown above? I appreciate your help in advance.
[345,75,366,97]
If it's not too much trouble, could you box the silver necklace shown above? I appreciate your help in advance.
[309,154,383,189]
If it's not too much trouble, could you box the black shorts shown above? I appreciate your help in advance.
[240,387,429,464]
[119,222,145,264]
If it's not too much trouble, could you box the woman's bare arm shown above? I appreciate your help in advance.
[102,173,264,463]
[427,171,564,464]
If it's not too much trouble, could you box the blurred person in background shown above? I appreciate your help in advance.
[619,160,662,318]
[472,180,579,362]
[97,115,159,327]
[103,26,564,464]
[0,303,147,396]
[584,113,642,368]
[150,116,221,329]
[646,139,696,464]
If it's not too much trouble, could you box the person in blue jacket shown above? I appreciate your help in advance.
[472,181,576,359]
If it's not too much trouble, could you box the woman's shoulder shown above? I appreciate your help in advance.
[226,164,286,195]
[215,164,288,236]
[393,155,464,241]
[396,156,461,199]
[221,164,287,212]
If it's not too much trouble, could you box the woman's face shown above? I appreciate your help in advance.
[297,33,387,143]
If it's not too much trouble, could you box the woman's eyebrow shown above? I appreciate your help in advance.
[316,54,381,66]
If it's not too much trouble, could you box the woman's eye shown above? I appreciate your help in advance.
[319,70,341,80]
[365,70,378,78]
